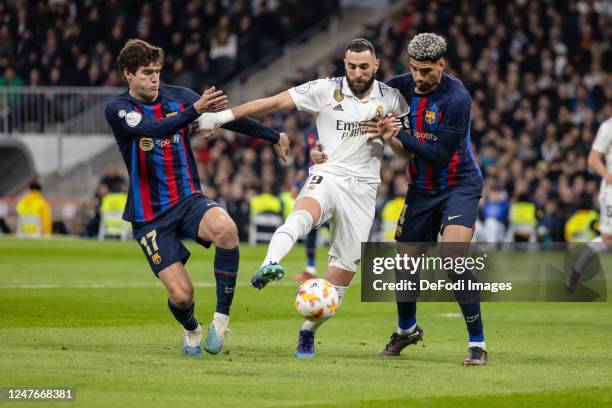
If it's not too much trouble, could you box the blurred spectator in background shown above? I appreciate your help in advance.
[0,0,340,90]
[16,180,52,237]
[99,163,126,194]
[82,163,126,237]
[480,180,510,243]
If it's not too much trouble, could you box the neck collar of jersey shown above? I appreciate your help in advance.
[341,77,383,101]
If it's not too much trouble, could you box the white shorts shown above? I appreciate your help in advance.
[600,184,612,235]
[297,171,377,273]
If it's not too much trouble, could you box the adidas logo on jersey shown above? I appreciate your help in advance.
[333,104,344,111]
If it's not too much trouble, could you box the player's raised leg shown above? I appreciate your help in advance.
[296,266,352,359]
[251,197,321,289]
[197,206,240,354]
[158,263,202,356]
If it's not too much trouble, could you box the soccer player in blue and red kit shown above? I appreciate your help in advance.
[105,39,289,356]
[365,33,487,365]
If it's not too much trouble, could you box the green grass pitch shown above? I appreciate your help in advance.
[0,237,611,407]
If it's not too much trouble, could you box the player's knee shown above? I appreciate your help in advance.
[213,220,238,248]
[168,286,194,308]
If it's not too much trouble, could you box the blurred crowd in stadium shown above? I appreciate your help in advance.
[1,0,611,244]
[0,0,340,88]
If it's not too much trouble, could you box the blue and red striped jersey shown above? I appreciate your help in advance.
[387,73,482,193]
[105,84,202,223]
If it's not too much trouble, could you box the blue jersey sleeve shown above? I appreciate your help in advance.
[397,92,471,169]
[221,118,280,144]
[105,99,199,140]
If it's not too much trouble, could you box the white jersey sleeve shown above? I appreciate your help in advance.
[386,87,410,118]
[288,79,330,114]
[592,118,612,154]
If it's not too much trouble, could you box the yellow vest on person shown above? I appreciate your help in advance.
[279,191,295,220]
[381,197,405,241]
[16,190,52,236]
[249,193,282,218]
[509,202,536,226]
[564,210,599,242]
[100,192,128,236]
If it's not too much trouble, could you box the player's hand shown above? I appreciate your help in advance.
[274,132,290,164]
[605,173,612,184]
[194,86,228,114]
[362,114,398,142]
[310,141,328,164]
[363,113,399,142]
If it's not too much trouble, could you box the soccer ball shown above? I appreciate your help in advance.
[294,278,339,321]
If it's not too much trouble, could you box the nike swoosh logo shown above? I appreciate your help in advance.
[207,203,215,207]
[448,215,462,220]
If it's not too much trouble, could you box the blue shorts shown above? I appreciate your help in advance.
[132,194,220,275]
[395,184,482,243]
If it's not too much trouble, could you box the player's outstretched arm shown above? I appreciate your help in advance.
[105,88,227,139]
[197,91,296,131]
[221,119,290,163]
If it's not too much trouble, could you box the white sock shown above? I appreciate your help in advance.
[397,324,417,335]
[574,236,607,274]
[301,317,329,333]
[469,341,487,351]
[334,285,348,303]
[262,210,313,267]
[213,312,229,335]
[301,284,347,333]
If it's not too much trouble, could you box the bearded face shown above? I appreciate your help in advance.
[344,49,379,98]
[346,73,376,96]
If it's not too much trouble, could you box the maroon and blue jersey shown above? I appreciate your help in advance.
[105,84,279,223]
[387,73,482,193]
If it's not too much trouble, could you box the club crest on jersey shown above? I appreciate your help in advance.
[139,137,154,151]
[333,88,344,102]
[375,105,384,117]
[165,111,178,117]
[151,252,161,265]
[425,110,436,124]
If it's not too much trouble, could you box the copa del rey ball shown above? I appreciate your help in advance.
[295,279,339,321]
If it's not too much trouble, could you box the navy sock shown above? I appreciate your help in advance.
[306,229,317,267]
[397,302,417,330]
[458,300,484,342]
[167,299,198,331]
[214,247,239,315]
[451,269,485,342]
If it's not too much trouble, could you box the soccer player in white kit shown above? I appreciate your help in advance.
[568,116,612,292]
[197,38,409,358]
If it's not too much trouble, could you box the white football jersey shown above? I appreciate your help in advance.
[288,77,409,184]
[592,117,612,189]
